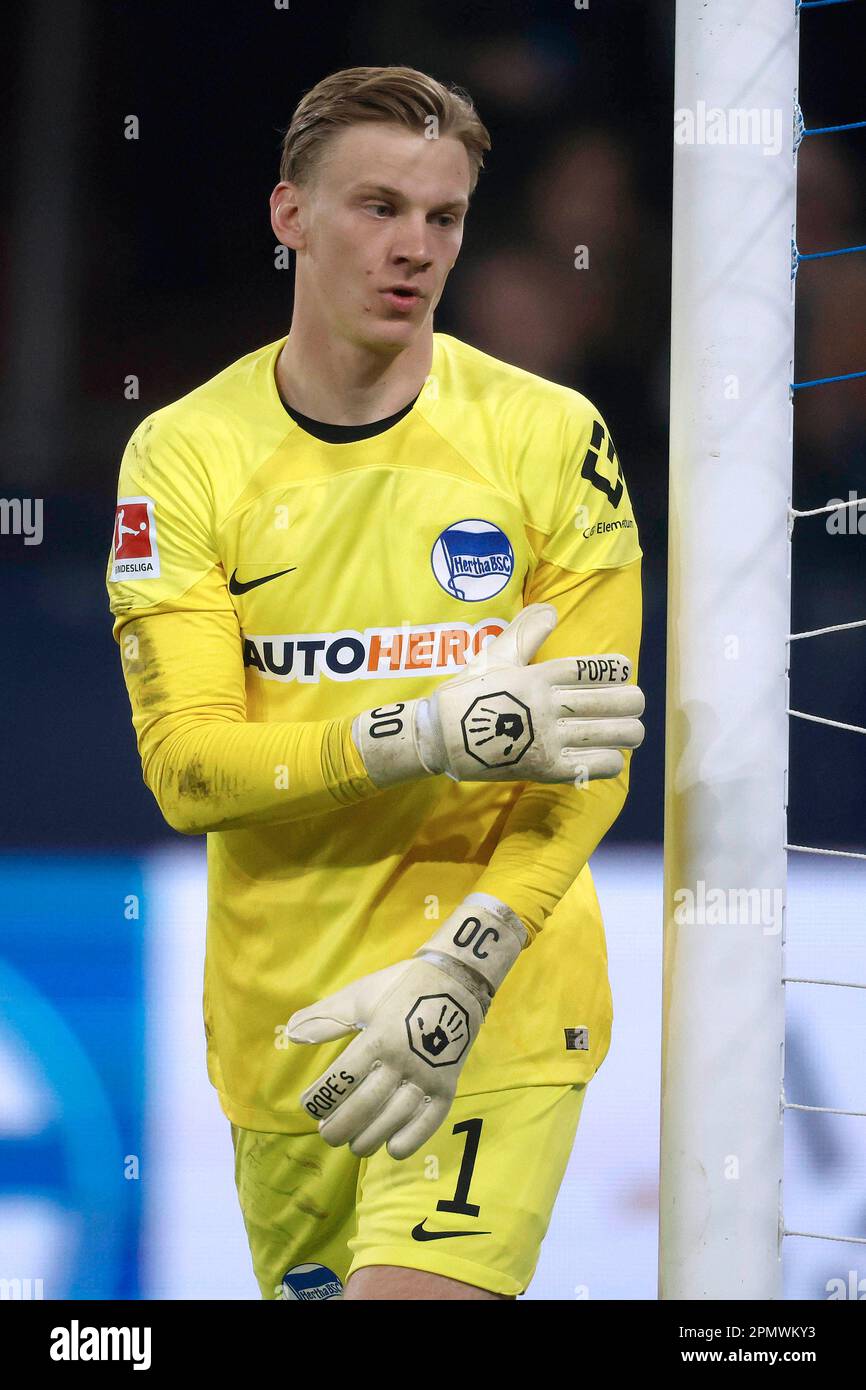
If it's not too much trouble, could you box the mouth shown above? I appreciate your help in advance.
[380,287,423,313]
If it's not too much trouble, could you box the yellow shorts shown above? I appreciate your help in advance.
[231,1082,586,1299]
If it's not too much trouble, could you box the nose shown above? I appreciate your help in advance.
[390,212,434,271]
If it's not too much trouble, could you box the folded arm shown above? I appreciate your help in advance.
[114,590,380,835]
[471,555,643,940]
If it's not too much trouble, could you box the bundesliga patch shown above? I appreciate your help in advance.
[110,496,160,581]
[564,1027,589,1052]
[431,519,514,601]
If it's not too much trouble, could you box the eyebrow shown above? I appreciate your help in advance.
[350,182,469,212]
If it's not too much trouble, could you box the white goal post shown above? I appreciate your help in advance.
[661,0,799,1299]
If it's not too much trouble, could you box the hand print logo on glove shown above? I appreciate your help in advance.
[404,994,472,1067]
[460,690,534,768]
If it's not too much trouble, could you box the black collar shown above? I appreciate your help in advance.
[283,391,421,444]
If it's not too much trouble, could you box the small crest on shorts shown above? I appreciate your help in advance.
[280,1263,343,1301]
[564,1027,589,1051]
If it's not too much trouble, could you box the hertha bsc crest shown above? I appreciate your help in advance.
[430,519,514,601]
[460,690,534,768]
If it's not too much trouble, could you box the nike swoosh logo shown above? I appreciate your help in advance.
[228,567,296,595]
[411,1219,490,1242]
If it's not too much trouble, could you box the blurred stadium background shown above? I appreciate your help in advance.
[1,0,864,1299]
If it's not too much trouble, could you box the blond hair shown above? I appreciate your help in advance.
[280,65,491,194]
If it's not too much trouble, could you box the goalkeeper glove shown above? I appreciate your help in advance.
[352,602,644,788]
[286,893,527,1160]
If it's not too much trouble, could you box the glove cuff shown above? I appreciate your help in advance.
[352,700,441,787]
[414,697,447,775]
[415,892,528,995]
[418,951,493,1014]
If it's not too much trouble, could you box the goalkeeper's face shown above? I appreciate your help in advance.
[274,122,470,352]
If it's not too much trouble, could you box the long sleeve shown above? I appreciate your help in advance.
[113,597,380,835]
[470,392,644,941]
[107,411,381,835]
[472,556,642,939]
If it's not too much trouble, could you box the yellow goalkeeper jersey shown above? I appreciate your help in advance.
[107,331,643,1132]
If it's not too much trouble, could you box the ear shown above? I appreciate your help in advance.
[270,181,306,252]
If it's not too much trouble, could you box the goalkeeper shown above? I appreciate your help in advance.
[107,64,645,1302]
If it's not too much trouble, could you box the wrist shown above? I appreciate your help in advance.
[415,892,528,996]
[417,950,493,1012]
[352,699,441,788]
[413,696,446,775]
